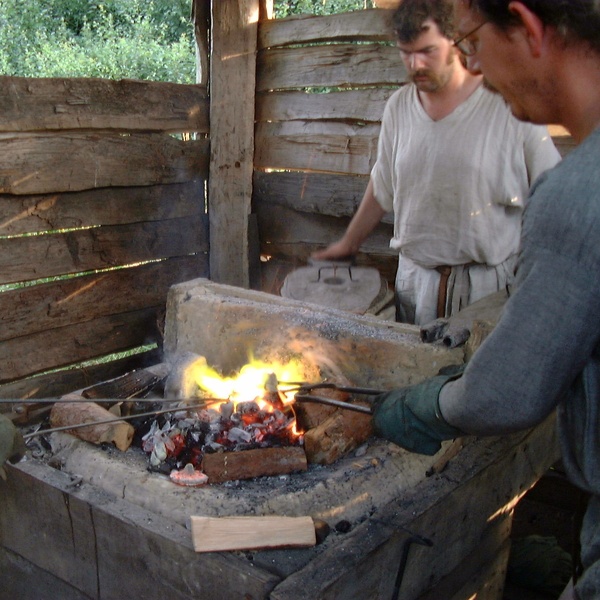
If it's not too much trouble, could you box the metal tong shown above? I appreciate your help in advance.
[283,382,386,415]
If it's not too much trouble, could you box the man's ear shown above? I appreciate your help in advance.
[507,1,545,57]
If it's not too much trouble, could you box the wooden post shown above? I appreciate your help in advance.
[192,0,210,86]
[208,0,259,288]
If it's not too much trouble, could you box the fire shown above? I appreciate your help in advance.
[139,355,311,479]
[186,356,307,408]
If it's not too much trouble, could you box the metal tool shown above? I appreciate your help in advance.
[281,381,386,415]
[22,402,210,441]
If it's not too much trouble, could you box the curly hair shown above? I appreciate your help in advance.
[392,0,456,43]
[467,0,600,54]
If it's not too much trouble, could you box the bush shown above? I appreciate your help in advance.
[0,0,373,82]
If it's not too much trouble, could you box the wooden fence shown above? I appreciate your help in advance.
[0,77,210,399]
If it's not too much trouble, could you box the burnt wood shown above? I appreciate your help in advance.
[202,446,307,483]
[0,76,209,133]
[0,133,209,195]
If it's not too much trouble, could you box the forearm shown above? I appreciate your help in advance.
[342,179,386,250]
[313,179,386,259]
[439,252,600,435]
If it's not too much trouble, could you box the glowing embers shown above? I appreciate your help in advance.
[138,355,309,484]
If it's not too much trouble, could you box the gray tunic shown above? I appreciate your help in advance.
[440,128,600,599]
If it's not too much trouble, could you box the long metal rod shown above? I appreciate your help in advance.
[0,398,183,405]
[294,394,373,414]
[22,403,210,440]
[280,381,385,396]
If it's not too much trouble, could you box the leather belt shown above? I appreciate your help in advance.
[435,266,452,318]
[435,262,480,318]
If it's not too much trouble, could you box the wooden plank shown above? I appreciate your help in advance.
[258,8,395,48]
[1,460,281,600]
[209,0,259,287]
[254,121,381,175]
[0,546,90,600]
[416,513,512,600]
[253,170,393,223]
[0,307,160,383]
[0,76,209,133]
[0,348,162,400]
[256,201,394,255]
[256,88,395,123]
[190,516,316,552]
[0,255,207,342]
[0,181,205,236]
[0,216,207,285]
[0,133,209,195]
[257,44,406,92]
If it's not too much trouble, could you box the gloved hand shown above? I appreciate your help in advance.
[420,288,509,348]
[0,413,26,480]
[372,373,464,455]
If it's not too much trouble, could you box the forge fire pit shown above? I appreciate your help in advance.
[0,279,559,600]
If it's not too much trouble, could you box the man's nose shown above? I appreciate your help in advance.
[410,53,426,69]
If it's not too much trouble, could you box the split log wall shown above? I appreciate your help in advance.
[254,8,402,290]
[0,77,210,398]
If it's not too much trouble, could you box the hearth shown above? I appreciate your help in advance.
[0,279,560,600]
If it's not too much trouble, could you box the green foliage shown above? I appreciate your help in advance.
[0,0,195,82]
[274,0,376,18]
[0,0,373,82]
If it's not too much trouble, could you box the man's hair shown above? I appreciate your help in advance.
[392,0,456,43]
[468,0,600,53]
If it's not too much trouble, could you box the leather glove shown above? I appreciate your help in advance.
[372,373,464,455]
[0,413,26,480]
[420,288,509,348]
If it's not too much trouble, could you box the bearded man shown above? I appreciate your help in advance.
[313,0,560,325]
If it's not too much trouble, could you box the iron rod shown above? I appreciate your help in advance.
[22,403,210,440]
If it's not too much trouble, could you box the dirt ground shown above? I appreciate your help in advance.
[503,463,582,600]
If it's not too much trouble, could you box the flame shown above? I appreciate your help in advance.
[187,356,307,409]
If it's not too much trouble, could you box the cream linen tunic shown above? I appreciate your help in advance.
[371,84,561,324]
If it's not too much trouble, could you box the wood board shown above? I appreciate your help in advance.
[190,516,316,552]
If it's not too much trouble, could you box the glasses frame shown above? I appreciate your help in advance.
[452,21,488,56]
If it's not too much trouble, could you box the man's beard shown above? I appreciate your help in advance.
[409,69,448,92]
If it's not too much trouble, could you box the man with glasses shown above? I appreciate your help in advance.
[373,1,600,597]
[313,0,559,326]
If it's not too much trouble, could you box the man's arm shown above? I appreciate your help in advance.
[312,178,386,260]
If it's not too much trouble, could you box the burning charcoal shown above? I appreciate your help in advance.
[169,463,208,487]
[237,401,260,415]
[150,440,168,466]
[219,401,235,420]
[227,427,252,444]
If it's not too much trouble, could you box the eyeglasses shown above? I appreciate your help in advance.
[452,21,488,56]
